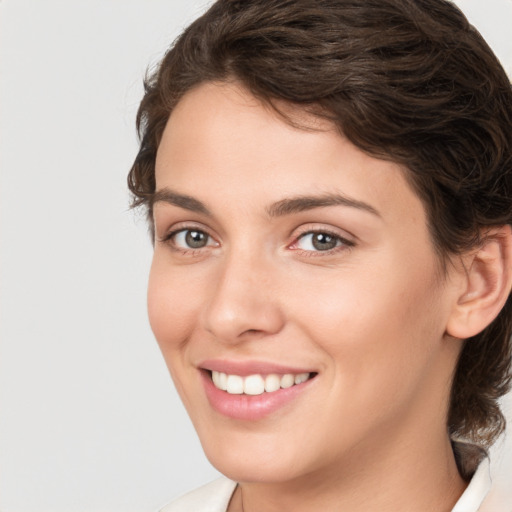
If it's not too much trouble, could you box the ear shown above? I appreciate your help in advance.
[446,225,512,339]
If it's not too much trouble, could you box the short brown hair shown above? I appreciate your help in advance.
[128,0,512,472]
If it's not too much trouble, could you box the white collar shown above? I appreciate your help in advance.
[451,457,491,512]
[160,458,492,512]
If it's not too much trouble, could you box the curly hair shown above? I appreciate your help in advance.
[128,0,512,476]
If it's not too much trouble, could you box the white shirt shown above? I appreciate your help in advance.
[160,458,492,512]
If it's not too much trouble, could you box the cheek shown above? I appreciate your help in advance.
[147,258,201,354]
[290,257,446,397]
[147,258,211,411]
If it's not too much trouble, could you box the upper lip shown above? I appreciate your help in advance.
[199,359,315,376]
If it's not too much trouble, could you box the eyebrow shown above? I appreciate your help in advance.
[266,193,380,218]
[151,188,212,216]
[151,188,380,218]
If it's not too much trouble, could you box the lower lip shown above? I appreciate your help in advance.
[201,371,315,421]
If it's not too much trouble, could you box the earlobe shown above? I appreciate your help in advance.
[446,225,512,340]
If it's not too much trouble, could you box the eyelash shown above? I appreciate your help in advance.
[159,227,218,256]
[159,226,355,257]
[291,229,355,257]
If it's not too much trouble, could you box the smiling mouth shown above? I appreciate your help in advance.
[208,370,317,395]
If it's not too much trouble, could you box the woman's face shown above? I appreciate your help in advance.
[148,82,462,484]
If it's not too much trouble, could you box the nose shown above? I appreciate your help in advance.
[201,251,285,343]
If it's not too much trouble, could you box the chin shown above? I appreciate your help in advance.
[208,452,303,484]
[198,427,321,484]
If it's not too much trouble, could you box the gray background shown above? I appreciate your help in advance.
[1,1,511,511]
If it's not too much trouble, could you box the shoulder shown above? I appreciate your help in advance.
[158,477,237,512]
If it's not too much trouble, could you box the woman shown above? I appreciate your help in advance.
[128,0,512,510]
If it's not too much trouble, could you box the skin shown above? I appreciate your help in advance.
[148,82,470,512]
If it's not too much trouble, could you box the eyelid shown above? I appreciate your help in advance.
[156,220,212,241]
[292,223,355,242]
[156,221,355,256]
[288,225,356,254]
[158,223,219,251]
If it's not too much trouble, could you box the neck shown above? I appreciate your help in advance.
[229,428,466,512]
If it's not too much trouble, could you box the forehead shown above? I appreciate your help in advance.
[154,81,425,228]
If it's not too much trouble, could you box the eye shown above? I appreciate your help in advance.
[168,228,216,250]
[294,231,353,253]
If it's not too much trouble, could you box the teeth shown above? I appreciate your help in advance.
[226,374,244,394]
[219,372,227,391]
[295,373,309,384]
[244,375,265,395]
[212,370,228,391]
[211,371,311,394]
[280,374,295,388]
[212,370,220,388]
[264,374,281,393]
